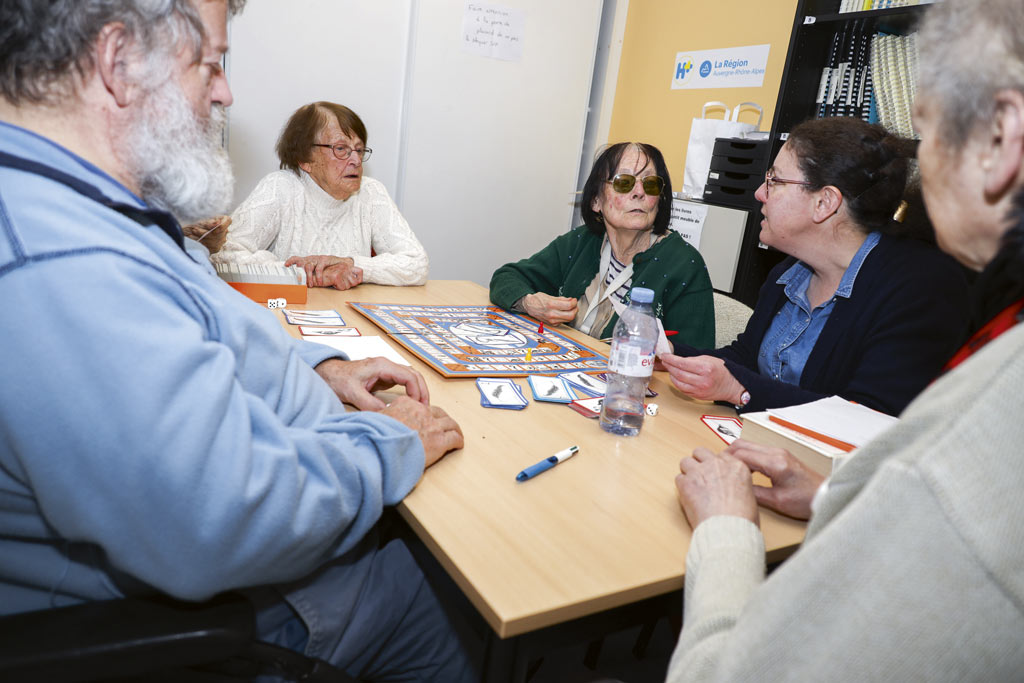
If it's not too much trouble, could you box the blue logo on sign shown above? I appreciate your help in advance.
[699,60,712,78]
[675,57,693,81]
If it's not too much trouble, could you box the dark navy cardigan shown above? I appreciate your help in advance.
[673,234,971,416]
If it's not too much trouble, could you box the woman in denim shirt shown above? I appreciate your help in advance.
[660,117,970,416]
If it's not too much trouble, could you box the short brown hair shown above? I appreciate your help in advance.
[276,101,368,174]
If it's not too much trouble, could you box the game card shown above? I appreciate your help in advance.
[476,378,528,410]
[701,415,744,444]
[282,309,345,326]
[568,396,604,419]
[527,375,574,403]
[298,326,361,337]
[559,371,606,397]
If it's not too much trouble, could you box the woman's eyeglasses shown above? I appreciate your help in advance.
[313,144,373,162]
[607,174,665,196]
[764,168,811,196]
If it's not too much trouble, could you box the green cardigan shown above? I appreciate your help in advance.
[489,226,715,344]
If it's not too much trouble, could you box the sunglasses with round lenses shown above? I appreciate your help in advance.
[608,173,665,196]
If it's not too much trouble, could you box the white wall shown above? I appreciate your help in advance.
[400,0,603,286]
[226,0,603,287]
[226,0,412,204]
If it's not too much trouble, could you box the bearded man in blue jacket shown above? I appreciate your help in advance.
[0,1,474,680]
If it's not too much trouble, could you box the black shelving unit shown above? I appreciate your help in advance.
[721,0,931,307]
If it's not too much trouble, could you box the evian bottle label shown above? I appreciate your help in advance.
[608,342,654,378]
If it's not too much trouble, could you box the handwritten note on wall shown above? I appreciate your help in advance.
[667,197,709,249]
[462,1,525,62]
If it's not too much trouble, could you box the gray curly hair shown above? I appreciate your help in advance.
[917,0,1024,147]
[0,0,246,105]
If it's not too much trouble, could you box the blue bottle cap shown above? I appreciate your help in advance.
[630,287,654,303]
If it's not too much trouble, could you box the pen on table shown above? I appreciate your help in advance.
[516,446,579,482]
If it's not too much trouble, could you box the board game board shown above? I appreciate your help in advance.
[348,303,608,377]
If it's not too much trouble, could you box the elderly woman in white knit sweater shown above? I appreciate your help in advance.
[212,101,428,289]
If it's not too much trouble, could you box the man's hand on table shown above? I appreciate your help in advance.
[315,357,429,411]
[676,447,759,529]
[382,396,464,468]
[725,440,824,521]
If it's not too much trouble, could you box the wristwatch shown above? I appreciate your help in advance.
[735,390,751,410]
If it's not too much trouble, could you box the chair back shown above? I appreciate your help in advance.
[713,292,753,348]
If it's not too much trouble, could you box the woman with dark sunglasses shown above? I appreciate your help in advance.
[489,142,715,345]
[661,116,970,417]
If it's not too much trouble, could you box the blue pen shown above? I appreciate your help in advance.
[516,446,579,482]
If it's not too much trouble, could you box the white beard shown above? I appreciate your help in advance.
[122,77,234,224]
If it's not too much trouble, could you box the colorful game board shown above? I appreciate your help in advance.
[348,303,608,377]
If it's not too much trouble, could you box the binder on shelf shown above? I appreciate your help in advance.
[852,25,872,119]
[821,23,850,118]
[815,30,843,118]
[833,20,862,117]
[868,29,919,138]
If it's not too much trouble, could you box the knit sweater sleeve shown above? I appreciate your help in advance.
[666,515,766,682]
[350,179,429,286]
[489,228,585,309]
[213,172,297,265]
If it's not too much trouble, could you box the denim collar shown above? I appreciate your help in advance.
[777,231,882,303]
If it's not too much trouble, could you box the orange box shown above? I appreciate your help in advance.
[226,281,307,304]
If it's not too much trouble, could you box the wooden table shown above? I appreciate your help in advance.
[280,281,805,671]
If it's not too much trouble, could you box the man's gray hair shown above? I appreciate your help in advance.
[917,0,1024,147]
[0,0,246,106]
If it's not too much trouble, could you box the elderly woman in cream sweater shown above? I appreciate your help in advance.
[212,101,428,290]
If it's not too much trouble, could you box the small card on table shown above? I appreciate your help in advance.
[568,396,604,419]
[559,371,606,397]
[701,415,744,444]
[527,375,575,403]
[282,309,345,326]
[298,326,361,337]
[476,378,529,410]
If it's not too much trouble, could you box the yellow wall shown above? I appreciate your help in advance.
[608,0,799,192]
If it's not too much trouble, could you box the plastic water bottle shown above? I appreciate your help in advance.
[600,287,658,436]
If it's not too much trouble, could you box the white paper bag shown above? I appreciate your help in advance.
[682,101,764,199]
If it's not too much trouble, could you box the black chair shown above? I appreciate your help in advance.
[0,593,358,682]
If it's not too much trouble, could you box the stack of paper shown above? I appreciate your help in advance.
[766,396,898,450]
[305,335,411,367]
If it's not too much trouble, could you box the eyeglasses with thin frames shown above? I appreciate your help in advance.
[607,173,665,196]
[312,144,373,162]
[764,168,812,196]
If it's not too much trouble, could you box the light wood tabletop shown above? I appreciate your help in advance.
[278,280,806,638]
